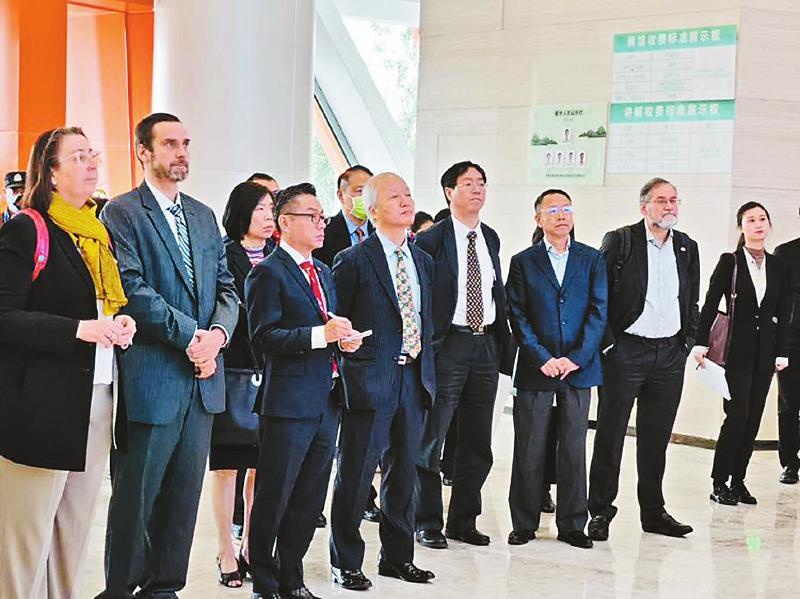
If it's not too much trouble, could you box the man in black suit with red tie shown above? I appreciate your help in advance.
[413,161,512,549]
[245,184,362,599]
[330,172,436,590]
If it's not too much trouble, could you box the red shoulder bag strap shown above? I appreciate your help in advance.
[17,209,50,281]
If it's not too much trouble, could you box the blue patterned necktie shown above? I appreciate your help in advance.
[167,202,195,290]
[395,248,421,358]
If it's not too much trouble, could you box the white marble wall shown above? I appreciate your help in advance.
[415,1,800,441]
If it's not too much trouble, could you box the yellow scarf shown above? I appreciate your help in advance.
[48,193,127,315]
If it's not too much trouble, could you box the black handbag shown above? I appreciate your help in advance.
[706,253,737,366]
[211,367,261,446]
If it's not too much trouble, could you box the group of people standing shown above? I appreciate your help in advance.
[0,111,798,599]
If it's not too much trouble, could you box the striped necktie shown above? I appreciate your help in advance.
[167,202,195,290]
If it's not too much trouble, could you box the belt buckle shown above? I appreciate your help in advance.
[473,325,485,336]
[396,355,410,365]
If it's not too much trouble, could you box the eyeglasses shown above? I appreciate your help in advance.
[63,150,102,166]
[648,198,682,207]
[455,181,487,191]
[283,212,327,225]
[539,205,574,215]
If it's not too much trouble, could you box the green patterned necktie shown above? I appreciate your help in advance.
[395,248,421,358]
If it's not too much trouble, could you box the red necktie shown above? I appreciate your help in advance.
[355,227,365,243]
[300,261,338,376]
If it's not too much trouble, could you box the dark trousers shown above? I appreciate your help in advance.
[415,329,498,532]
[510,386,590,534]
[330,362,425,569]
[250,395,339,594]
[99,386,212,598]
[589,333,685,522]
[440,415,458,480]
[544,406,558,486]
[778,351,800,470]
[712,361,773,483]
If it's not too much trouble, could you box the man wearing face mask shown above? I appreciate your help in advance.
[314,165,375,269]
[587,178,700,542]
[2,171,25,225]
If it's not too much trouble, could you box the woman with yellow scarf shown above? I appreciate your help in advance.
[0,127,136,599]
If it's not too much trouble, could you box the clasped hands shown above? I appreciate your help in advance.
[325,315,363,353]
[76,315,137,348]
[187,328,226,379]
[540,356,580,380]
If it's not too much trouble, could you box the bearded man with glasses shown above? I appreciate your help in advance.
[588,177,700,542]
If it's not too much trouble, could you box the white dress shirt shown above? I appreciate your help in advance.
[451,217,496,326]
[281,241,329,350]
[626,227,681,339]
[544,236,571,286]
[743,250,767,307]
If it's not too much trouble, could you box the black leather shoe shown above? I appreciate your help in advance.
[316,513,327,528]
[362,503,381,523]
[780,466,799,484]
[507,529,536,545]
[541,490,556,514]
[642,512,693,537]
[557,530,593,549]
[415,529,448,549]
[731,481,757,505]
[710,483,738,506]
[331,567,372,591]
[377,561,434,583]
[252,593,282,599]
[445,527,490,546]
[281,587,321,599]
[587,515,609,541]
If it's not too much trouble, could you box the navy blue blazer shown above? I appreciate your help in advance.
[332,233,436,410]
[413,217,512,368]
[245,246,338,419]
[506,240,608,390]
[101,183,239,426]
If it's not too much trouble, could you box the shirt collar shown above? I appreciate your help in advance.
[280,240,312,265]
[375,230,411,261]
[451,215,481,240]
[544,236,571,257]
[145,178,182,211]
[343,211,368,236]
[645,224,673,247]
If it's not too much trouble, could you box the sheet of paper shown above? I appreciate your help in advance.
[694,360,731,400]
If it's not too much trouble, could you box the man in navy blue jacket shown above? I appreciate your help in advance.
[330,173,436,590]
[245,184,361,599]
[505,189,607,549]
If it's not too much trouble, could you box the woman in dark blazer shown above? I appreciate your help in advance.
[210,181,276,587]
[694,201,790,506]
[0,127,135,598]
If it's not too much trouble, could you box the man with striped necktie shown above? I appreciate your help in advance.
[330,173,436,590]
[97,113,239,599]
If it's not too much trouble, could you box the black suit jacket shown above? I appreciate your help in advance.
[332,233,436,410]
[413,217,513,374]
[0,213,101,471]
[601,220,700,351]
[697,248,791,373]
[313,211,374,267]
[245,246,338,419]
[774,238,800,352]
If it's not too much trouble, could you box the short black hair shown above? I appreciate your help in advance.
[534,188,571,212]
[247,172,276,184]
[440,161,487,205]
[337,165,373,191]
[274,183,316,232]
[222,181,273,241]
[434,208,451,223]
[135,112,181,151]
[411,211,433,233]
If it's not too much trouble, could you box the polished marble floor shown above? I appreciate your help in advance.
[81,412,800,598]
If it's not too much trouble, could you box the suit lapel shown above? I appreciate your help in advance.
[442,219,459,283]
[410,243,429,321]
[276,247,326,321]
[364,235,401,314]
[531,242,560,290]
[560,242,581,289]
[138,183,195,298]
[181,196,202,302]
[672,230,689,307]
[632,220,648,295]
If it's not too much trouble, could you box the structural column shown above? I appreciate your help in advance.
[152,0,316,213]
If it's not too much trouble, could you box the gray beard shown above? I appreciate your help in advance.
[654,214,678,229]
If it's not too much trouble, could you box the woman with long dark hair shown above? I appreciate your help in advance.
[694,201,790,506]
[209,181,276,587]
[0,127,135,598]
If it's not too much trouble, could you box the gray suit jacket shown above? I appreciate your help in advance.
[101,182,239,425]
